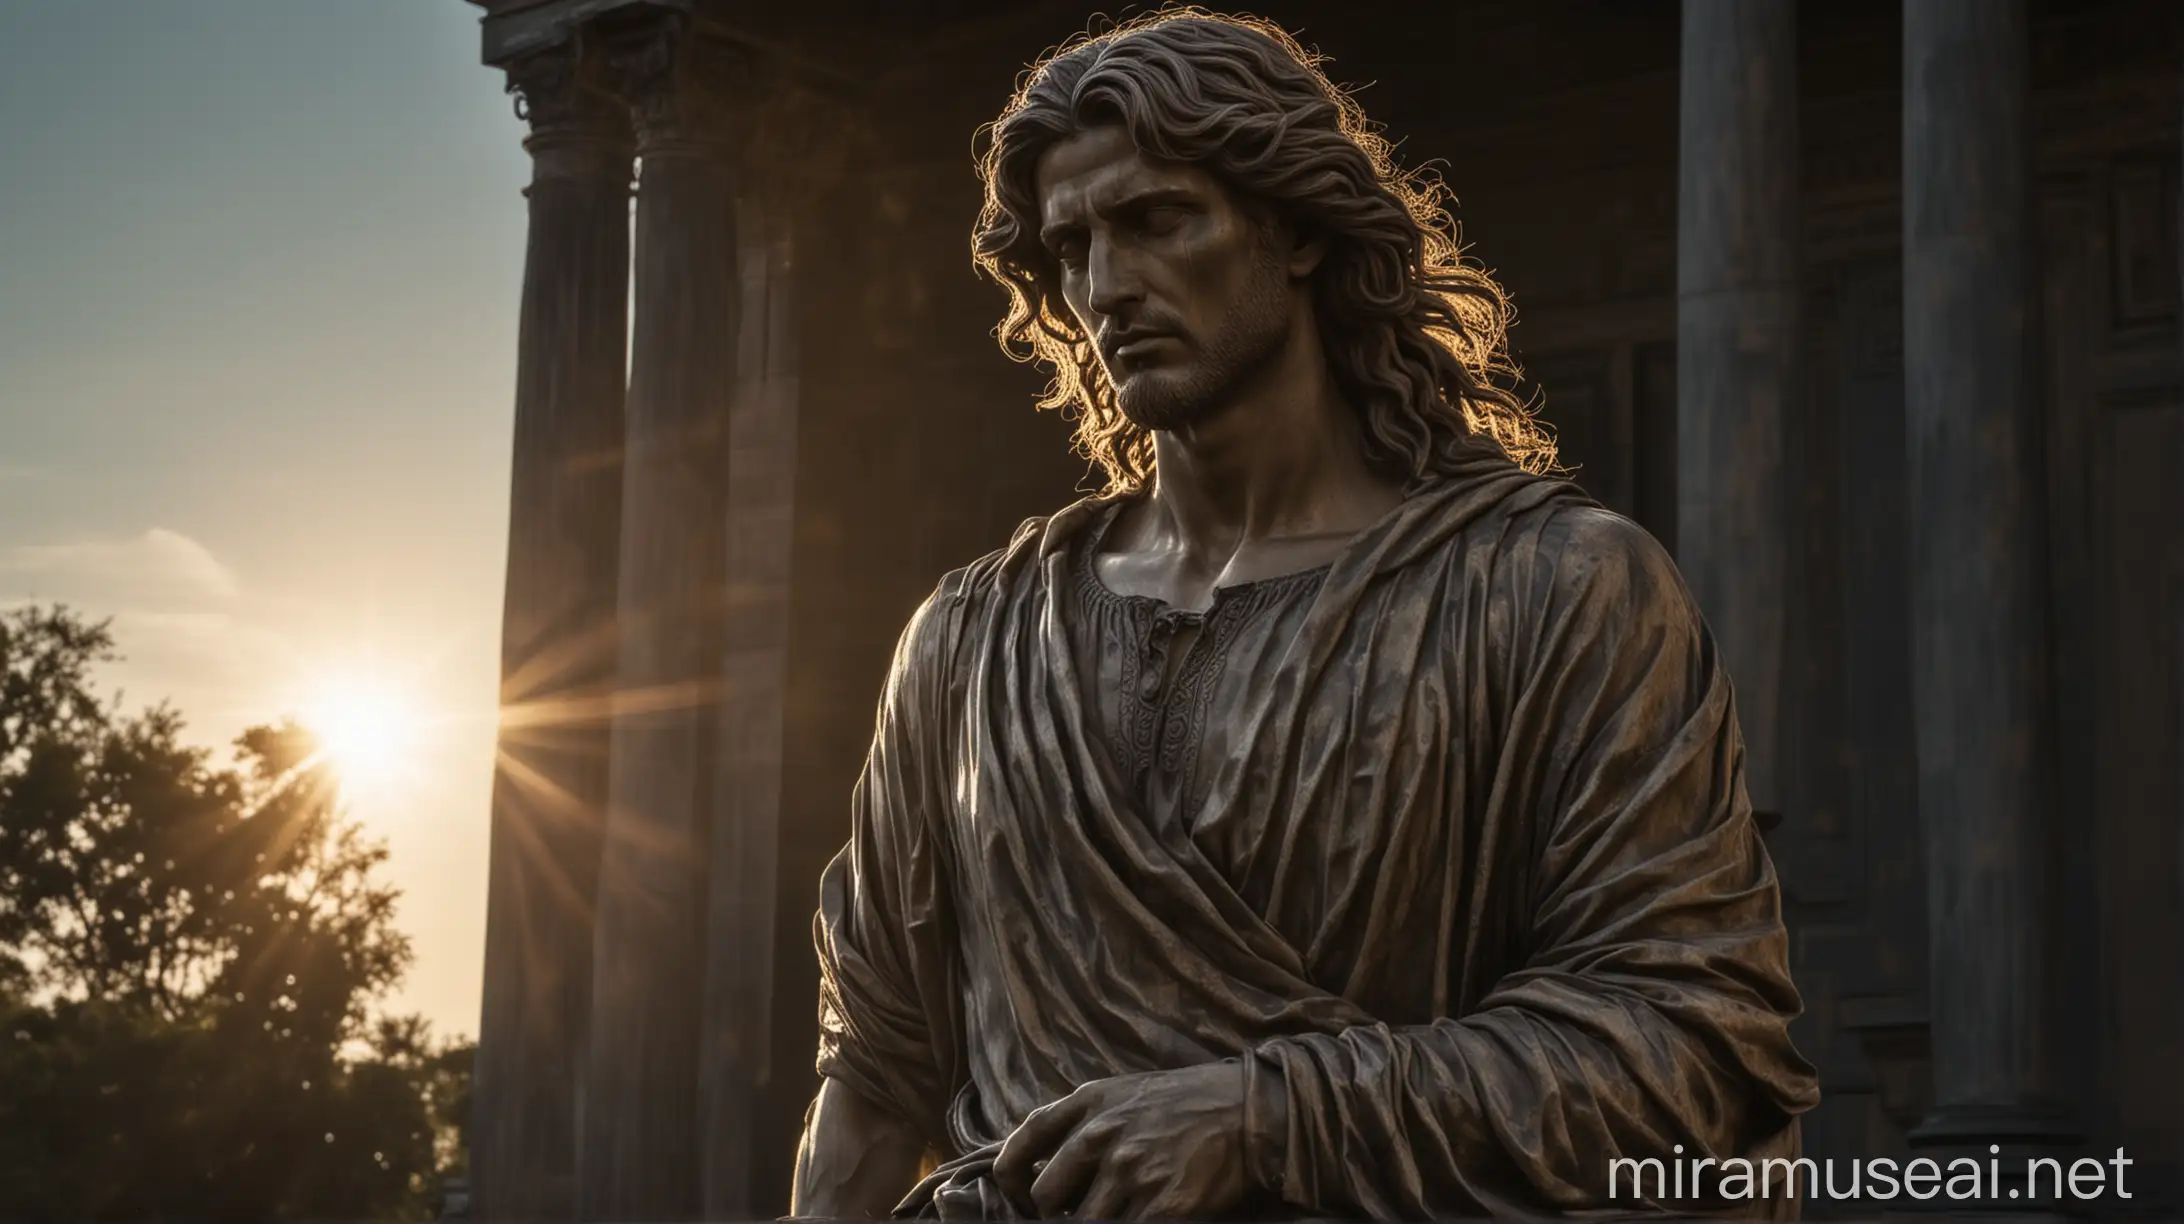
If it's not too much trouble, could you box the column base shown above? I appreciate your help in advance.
[1895,1103,2087,1216]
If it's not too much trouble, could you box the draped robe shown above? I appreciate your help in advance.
[814,456,1819,1218]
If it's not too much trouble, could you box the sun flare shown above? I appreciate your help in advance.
[303,676,421,796]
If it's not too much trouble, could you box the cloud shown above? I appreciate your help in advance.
[0,527,241,606]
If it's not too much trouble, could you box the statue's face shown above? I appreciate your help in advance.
[1034,125,1295,432]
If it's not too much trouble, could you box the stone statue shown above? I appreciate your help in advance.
[791,11,1818,1219]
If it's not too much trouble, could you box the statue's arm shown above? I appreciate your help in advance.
[802,582,965,1217]
[790,1076,928,1219]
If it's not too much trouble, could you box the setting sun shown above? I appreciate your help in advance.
[303,676,422,795]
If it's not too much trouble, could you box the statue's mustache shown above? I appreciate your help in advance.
[1097,319,1185,366]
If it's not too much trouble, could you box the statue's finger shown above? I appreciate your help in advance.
[1029,1124,1111,1219]
[995,1095,1090,1211]
[1070,1158,1136,1222]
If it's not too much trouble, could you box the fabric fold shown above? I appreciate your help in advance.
[813,453,1817,1218]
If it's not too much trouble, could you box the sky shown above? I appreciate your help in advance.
[0,1,533,1040]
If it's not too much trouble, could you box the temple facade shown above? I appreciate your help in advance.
[461,0,2184,1216]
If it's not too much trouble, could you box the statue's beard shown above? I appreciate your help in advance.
[1107,251,1293,434]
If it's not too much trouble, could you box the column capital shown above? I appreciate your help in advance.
[505,40,633,187]
[601,14,744,159]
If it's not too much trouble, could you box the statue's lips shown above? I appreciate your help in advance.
[1110,332,1180,364]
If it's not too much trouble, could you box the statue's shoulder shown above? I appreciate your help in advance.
[924,522,1043,616]
[932,494,1117,607]
[1534,502,1684,600]
[900,494,1113,664]
[1434,496,1702,705]
[1516,497,1669,564]
[1489,499,1697,641]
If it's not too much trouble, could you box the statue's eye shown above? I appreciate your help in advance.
[1143,207,1182,233]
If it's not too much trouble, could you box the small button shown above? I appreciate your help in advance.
[1136,664,1165,701]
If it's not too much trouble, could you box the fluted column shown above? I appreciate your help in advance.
[471,38,633,1224]
[579,15,739,1221]
[1902,0,2071,1186]
[697,176,798,1218]
[1676,0,1797,819]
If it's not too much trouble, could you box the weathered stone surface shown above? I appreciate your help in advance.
[1901,0,2076,1193]
[472,35,632,1224]
[1675,0,1797,817]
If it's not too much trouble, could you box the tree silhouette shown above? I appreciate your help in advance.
[0,605,470,1220]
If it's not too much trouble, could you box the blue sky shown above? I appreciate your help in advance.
[0,0,534,1039]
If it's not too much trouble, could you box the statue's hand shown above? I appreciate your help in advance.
[991,1061,1250,1220]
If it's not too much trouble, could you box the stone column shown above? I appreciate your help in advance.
[578,14,739,1221]
[698,181,797,1217]
[1902,0,2071,1183]
[1675,0,1797,820]
[2177,20,2184,1041]
[471,39,631,1224]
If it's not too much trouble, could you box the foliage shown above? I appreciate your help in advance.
[0,605,472,1220]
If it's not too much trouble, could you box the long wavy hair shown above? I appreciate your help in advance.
[972,8,1555,495]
